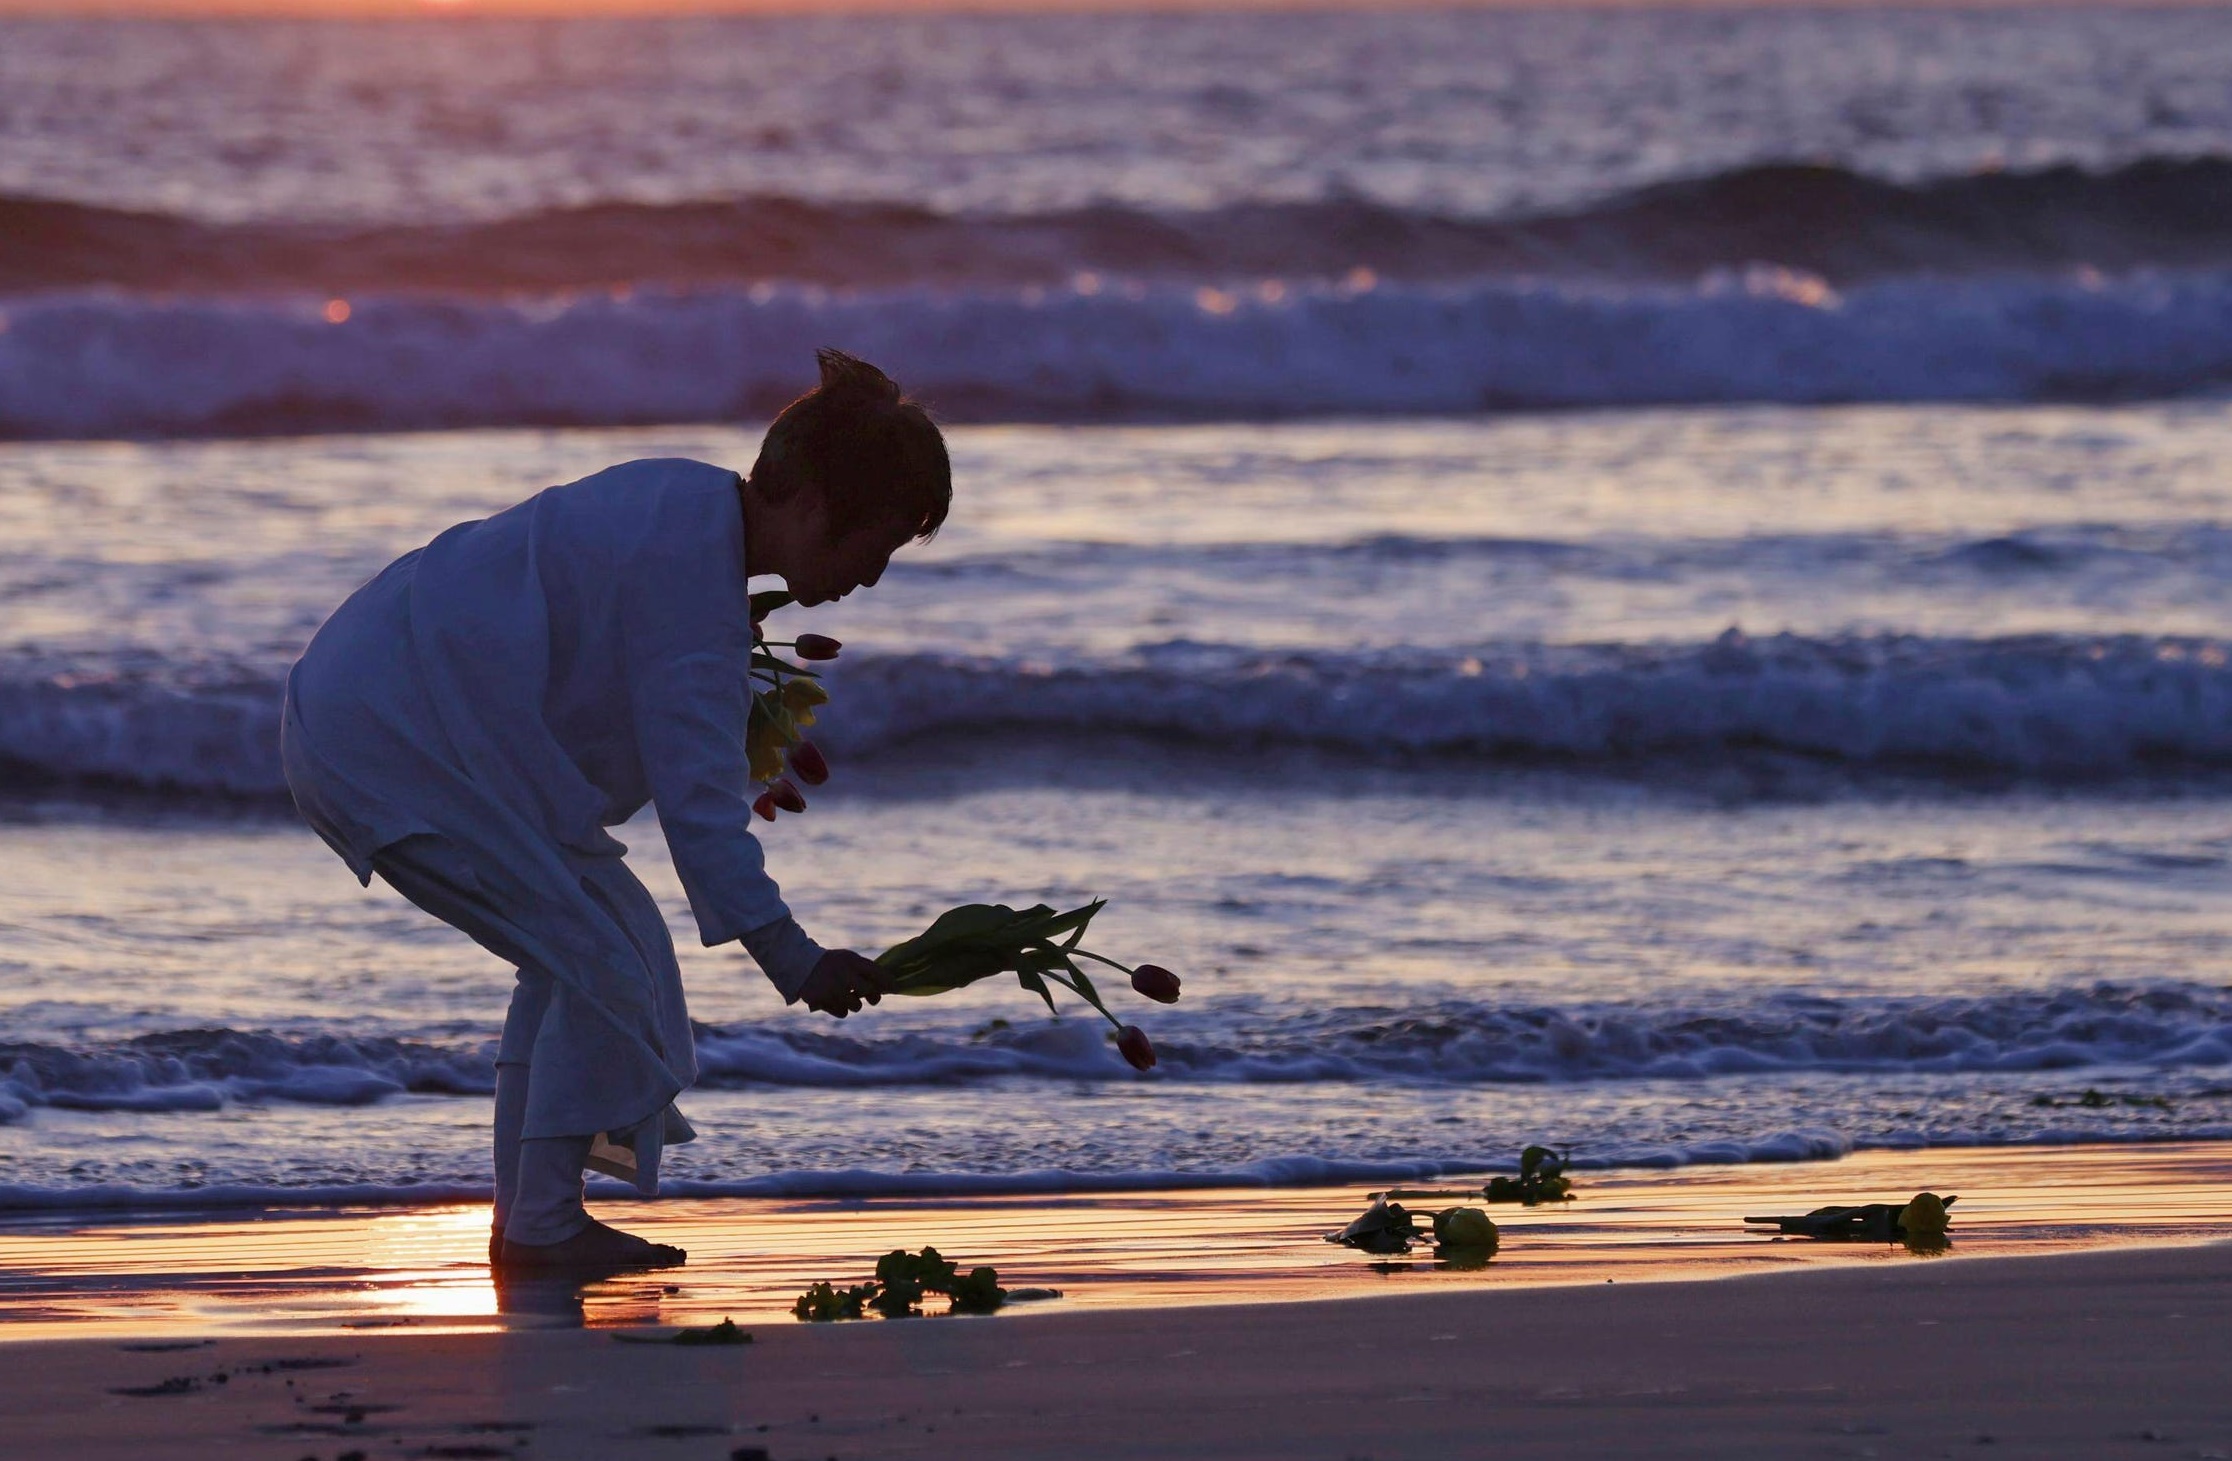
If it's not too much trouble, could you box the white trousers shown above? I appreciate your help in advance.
[368,833,697,1244]
[492,976,594,1246]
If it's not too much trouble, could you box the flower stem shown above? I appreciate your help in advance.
[1037,966,1122,1029]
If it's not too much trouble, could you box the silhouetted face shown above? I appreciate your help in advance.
[783,510,917,606]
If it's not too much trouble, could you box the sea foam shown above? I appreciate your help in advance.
[6,264,2232,439]
[5,983,2224,1128]
[14,632,2232,799]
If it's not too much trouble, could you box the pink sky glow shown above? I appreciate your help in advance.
[4,0,2214,13]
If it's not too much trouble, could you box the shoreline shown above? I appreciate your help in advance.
[5,1122,2227,1216]
[3,1240,2226,1460]
[4,1140,2228,1343]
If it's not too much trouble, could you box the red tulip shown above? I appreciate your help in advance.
[1130,965,1181,1004]
[770,778,808,814]
[752,791,778,821]
[793,633,842,661]
[1116,1025,1156,1071]
[790,740,830,785]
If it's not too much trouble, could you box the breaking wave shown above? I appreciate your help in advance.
[694,983,2232,1087]
[0,653,285,798]
[0,1141,1867,1213]
[9,157,2232,297]
[4,983,2225,1126]
[0,1028,492,1125]
[0,1140,1867,1213]
[14,632,2232,799]
[8,263,2232,437]
[826,632,2232,775]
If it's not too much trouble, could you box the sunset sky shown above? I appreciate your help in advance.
[2,0,2201,13]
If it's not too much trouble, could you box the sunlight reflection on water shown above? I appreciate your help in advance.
[4,1142,2225,1342]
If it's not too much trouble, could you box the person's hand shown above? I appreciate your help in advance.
[798,949,895,1019]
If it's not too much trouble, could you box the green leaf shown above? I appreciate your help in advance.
[749,589,796,621]
[1017,970,1058,1015]
[1327,1198,1427,1253]
[668,1317,753,1346]
[887,948,1012,995]
[948,1266,1006,1314]
[872,899,1135,1025]
[876,1246,952,1291]
[1013,946,1067,975]
[1004,901,1102,946]
[790,1281,871,1322]
[875,905,1035,968]
[1038,900,1106,938]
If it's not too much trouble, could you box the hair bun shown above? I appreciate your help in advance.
[815,347,901,404]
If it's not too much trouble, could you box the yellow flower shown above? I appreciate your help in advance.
[747,705,791,783]
[780,679,826,729]
[1432,1207,1499,1253]
[1897,1192,1949,1239]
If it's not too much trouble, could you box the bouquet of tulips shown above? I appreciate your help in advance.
[746,590,839,821]
[750,602,1179,1069]
[876,900,1179,1070]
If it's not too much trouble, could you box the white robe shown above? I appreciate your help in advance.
[280,458,791,1189]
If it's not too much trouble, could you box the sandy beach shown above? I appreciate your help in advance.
[3,1142,2230,1457]
[1,1239,2224,1460]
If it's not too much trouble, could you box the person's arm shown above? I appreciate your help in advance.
[739,914,824,1002]
[629,652,893,1015]
[629,648,806,996]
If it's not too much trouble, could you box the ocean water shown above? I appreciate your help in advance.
[12,10,2232,433]
[4,410,2232,1207]
[4,11,2232,1210]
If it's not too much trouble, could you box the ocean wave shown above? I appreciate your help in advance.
[924,522,2232,584]
[697,983,2232,1087]
[7,262,2232,438]
[5,984,2224,1126]
[18,631,2232,799]
[0,1139,1866,1214]
[0,1029,493,1125]
[826,633,2232,775]
[0,653,284,798]
[8,157,2232,298]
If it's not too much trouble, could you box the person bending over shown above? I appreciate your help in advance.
[282,350,946,1272]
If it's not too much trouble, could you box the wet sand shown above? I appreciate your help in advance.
[2,1240,2227,1460]
[3,1141,2228,1339]
[3,1142,2229,1457]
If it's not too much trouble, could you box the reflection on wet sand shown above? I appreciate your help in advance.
[2,1141,2227,1341]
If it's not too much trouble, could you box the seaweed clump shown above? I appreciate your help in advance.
[792,1247,1014,1321]
[1485,1145,1574,1205]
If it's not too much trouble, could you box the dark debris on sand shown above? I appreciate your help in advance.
[109,1375,205,1398]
